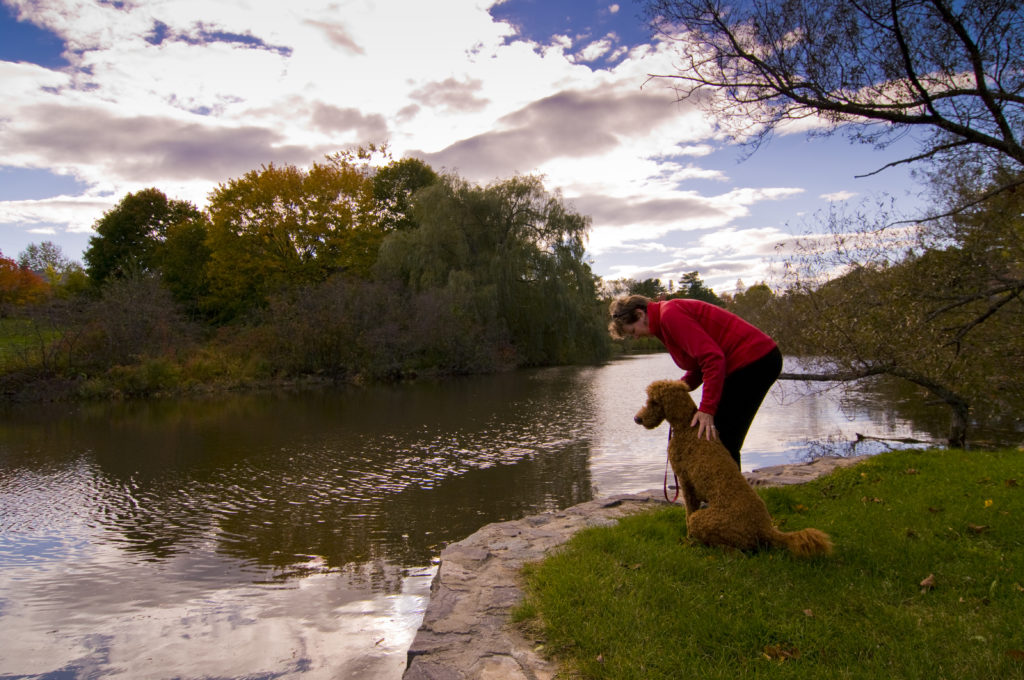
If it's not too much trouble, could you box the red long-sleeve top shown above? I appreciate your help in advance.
[647,299,777,415]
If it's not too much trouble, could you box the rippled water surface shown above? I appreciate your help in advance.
[0,354,988,678]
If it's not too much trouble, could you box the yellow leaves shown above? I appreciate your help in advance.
[985,499,994,508]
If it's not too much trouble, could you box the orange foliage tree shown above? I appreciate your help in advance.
[0,252,50,312]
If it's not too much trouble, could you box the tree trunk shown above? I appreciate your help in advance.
[946,399,969,449]
[779,370,971,449]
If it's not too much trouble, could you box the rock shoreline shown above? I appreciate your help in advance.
[402,455,869,680]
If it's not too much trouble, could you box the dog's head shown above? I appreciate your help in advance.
[634,379,697,429]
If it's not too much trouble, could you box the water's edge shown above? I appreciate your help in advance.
[403,456,869,680]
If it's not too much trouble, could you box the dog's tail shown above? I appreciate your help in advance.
[769,527,833,557]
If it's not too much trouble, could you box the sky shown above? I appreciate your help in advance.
[0,0,925,294]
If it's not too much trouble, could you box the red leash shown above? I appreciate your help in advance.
[663,425,680,503]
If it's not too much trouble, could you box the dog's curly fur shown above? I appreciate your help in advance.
[635,380,832,557]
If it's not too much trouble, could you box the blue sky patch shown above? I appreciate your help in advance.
[0,4,69,68]
[0,167,87,201]
[145,20,292,57]
[489,0,651,67]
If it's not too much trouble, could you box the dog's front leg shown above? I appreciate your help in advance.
[679,479,700,514]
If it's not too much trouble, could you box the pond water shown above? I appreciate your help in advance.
[0,353,998,679]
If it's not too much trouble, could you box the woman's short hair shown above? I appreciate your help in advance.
[607,294,651,339]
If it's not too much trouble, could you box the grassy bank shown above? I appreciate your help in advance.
[515,449,1024,679]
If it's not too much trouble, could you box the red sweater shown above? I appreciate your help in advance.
[648,299,777,415]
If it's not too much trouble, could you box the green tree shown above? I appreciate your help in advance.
[628,278,668,299]
[728,281,776,326]
[673,271,723,306]
[203,159,375,319]
[84,188,202,284]
[160,215,212,318]
[371,157,439,232]
[376,174,609,367]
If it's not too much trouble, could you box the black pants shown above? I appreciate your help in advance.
[714,347,783,468]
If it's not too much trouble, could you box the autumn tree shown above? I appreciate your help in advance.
[0,251,49,312]
[18,241,89,297]
[644,0,1024,205]
[203,159,376,319]
[84,188,203,284]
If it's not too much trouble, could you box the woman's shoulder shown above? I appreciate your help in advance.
[662,298,710,315]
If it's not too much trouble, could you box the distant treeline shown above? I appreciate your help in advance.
[0,151,727,399]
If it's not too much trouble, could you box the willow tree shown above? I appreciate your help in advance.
[376,174,609,367]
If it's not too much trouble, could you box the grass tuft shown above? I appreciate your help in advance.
[516,448,1024,679]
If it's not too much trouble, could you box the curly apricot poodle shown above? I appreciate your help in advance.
[635,380,832,557]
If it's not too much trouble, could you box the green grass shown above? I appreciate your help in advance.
[0,317,48,370]
[515,448,1024,679]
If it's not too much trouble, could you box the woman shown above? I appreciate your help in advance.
[609,294,782,468]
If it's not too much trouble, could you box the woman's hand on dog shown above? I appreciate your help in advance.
[691,411,719,441]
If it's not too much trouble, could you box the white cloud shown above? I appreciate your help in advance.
[820,190,858,201]
[574,35,616,63]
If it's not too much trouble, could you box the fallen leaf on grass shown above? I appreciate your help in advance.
[1006,479,1019,488]
[967,523,989,534]
[763,644,801,661]
[985,499,994,508]
[596,653,605,664]
[920,574,936,592]
[928,506,943,513]
[905,468,919,475]
[802,609,814,617]
[861,496,884,504]
[1007,650,1024,661]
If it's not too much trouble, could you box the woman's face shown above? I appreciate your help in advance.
[622,310,650,338]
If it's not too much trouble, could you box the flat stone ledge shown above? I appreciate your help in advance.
[403,455,869,680]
